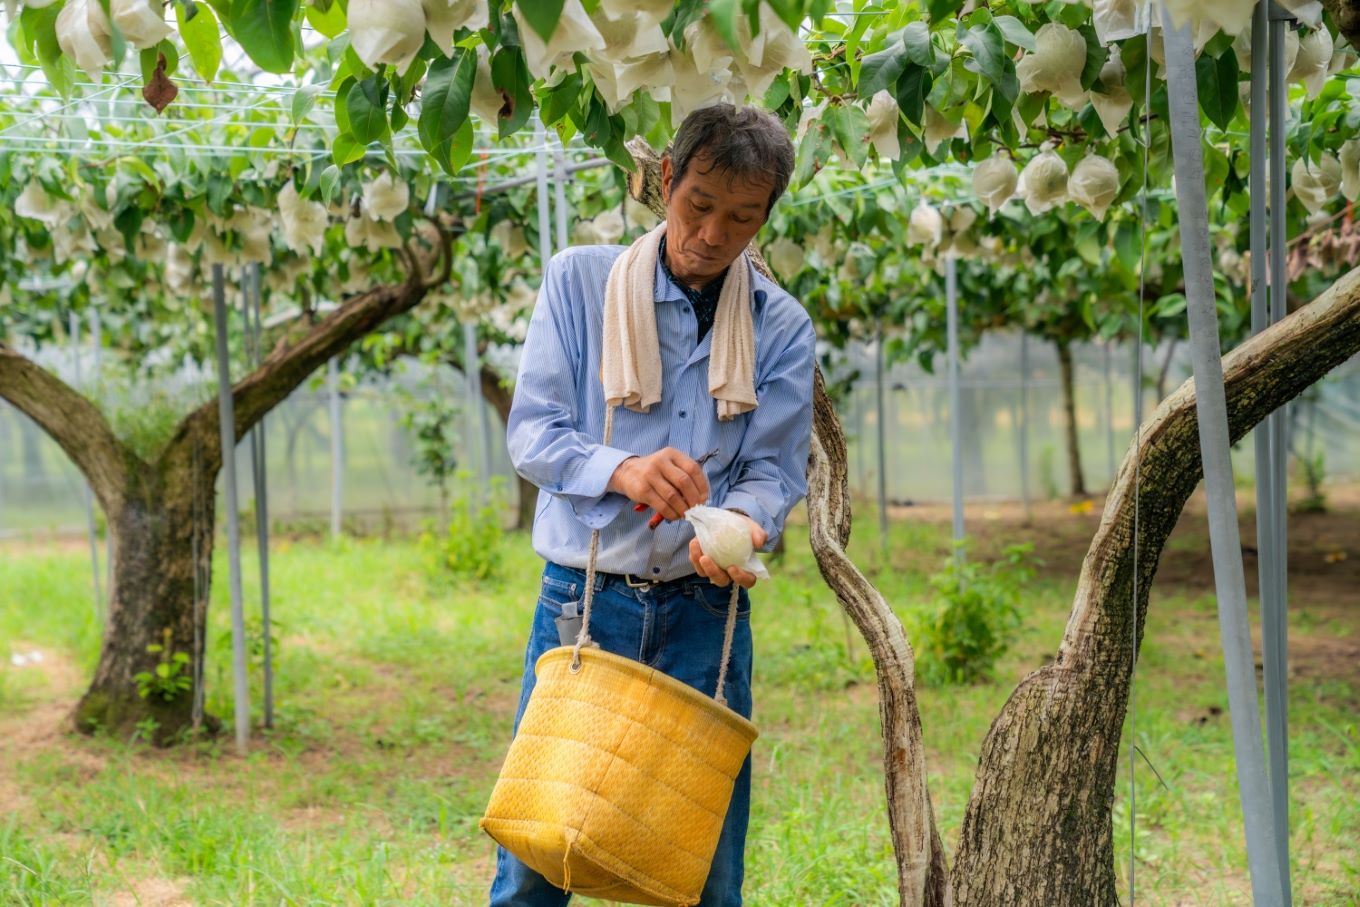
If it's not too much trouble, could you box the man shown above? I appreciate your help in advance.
[492,104,816,906]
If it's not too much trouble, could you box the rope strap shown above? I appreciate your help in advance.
[569,403,743,706]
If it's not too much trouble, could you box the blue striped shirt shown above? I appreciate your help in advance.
[506,244,816,581]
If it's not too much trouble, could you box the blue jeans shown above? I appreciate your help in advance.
[488,562,754,907]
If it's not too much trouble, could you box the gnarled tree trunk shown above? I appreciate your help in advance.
[0,255,442,742]
[1322,0,1360,46]
[951,266,1360,902]
[1056,339,1087,498]
[460,361,537,532]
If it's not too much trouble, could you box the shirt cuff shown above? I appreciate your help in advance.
[720,491,777,552]
[564,445,636,530]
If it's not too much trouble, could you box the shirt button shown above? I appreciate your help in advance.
[652,567,661,575]
[682,306,691,314]
[679,410,687,418]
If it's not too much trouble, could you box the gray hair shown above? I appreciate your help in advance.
[669,104,794,216]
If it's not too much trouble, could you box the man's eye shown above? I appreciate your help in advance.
[692,202,710,213]
[733,216,753,225]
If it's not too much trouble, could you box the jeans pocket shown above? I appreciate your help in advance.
[689,581,751,620]
[537,574,578,611]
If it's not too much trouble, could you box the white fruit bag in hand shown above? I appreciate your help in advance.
[685,506,770,580]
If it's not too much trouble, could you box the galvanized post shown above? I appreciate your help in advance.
[328,357,343,539]
[1162,7,1283,901]
[554,137,569,253]
[1264,3,1293,896]
[211,264,251,756]
[875,327,889,558]
[535,116,554,265]
[246,266,274,729]
[69,310,103,624]
[1018,333,1032,519]
[946,258,964,553]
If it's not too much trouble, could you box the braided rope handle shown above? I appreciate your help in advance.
[569,403,743,706]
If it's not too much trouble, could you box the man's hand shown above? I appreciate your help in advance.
[689,513,768,590]
[607,448,710,522]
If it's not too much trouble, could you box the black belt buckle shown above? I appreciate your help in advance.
[623,573,661,589]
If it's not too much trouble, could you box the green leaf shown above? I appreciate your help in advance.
[858,39,910,99]
[347,75,390,145]
[1196,48,1239,130]
[993,15,1036,52]
[319,164,341,204]
[792,117,832,186]
[825,104,871,167]
[894,62,930,125]
[291,83,322,124]
[961,23,1005,87]
[214,0,297,74]
[22,5,75,97]
[419,48,478,173]
[491,46,534,138]
[517,0,566,42]
[304,0,345,38]
[708,0,741,53]
[902,21,934,68]
[332,132,367,166]
[177,1,222,82]
[538,69,582,126]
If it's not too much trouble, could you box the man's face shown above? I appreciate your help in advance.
[660,154,772,288]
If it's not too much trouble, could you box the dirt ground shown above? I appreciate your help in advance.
[883,482,1360,690]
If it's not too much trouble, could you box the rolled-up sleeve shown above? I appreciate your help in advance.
[719,315,816,551]
[506,255,633,529]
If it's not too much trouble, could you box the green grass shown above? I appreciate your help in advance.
[1,511,1357,905]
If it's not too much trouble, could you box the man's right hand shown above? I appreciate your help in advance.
[607,448,710,522]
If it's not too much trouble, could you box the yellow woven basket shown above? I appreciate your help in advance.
[480,645,758,906]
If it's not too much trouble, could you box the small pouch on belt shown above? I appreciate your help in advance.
[555,599,584,647]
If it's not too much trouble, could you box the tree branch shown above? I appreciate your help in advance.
[1322,0,1360,47]
[0,343,131,513]
[951,265,1360,903]
[167,272,430,474]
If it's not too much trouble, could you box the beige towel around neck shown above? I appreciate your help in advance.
[600,224,758,422]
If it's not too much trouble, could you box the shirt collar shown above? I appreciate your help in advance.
[655,235,728,305]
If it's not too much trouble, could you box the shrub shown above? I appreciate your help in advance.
[420,474,506,582]
[917,543,1036,685]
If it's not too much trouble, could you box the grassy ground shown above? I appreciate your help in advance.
[1,495,1357,906]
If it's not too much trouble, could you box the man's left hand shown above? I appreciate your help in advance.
[689,513,768,590]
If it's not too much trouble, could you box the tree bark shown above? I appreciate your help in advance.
[450,359,537,532]
[0,257,437,742]
[1056,340,1088,497]
[951,266,1360,904]
[73,433,217,743]
[1322,0,1360,47]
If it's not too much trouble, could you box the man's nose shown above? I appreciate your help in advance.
[697,217,726,249]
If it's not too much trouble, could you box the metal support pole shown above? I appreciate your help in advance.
[874,327,888,557]
[463,320,492,494]
[1019,333,1032,519]
[1264,3,1293,895]
[1162,8,1283,902]
[211,264,251,756]
[245,266,274,729]
[946,258,964,553]
[328,357,343,539]
[1104,342,1116,486]
[70,311,103,624]
[534,116,554,266]
[90,307,113,615]
[553,138,569,253]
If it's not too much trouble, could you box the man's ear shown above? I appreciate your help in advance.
[660,155,673,203]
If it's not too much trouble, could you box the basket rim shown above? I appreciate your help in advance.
[534,646,758,742]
